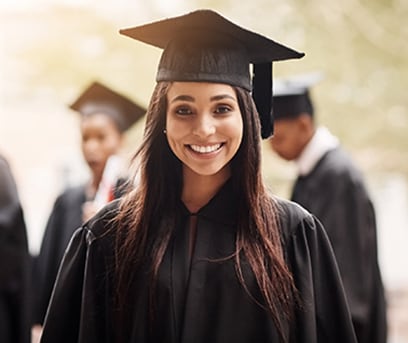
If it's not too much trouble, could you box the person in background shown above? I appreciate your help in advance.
[40,10,357,343]
[0,154,30,343]
[269,73,387,343]
[31,81,145,337]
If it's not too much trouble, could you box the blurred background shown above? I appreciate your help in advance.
[1,0,407,341]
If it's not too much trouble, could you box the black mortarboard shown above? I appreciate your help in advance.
[119,9,304,138]
[70,81,146,132]
[273,72,323,120]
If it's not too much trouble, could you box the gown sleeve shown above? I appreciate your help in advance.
[33,196,66,325]
[40,225,114,343]
[282,202,357,343]
[33,187,85,325]
[317,177,384,333]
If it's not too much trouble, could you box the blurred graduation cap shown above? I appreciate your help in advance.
[272,71,324,120]
[119,9,304,138]
[70,81,146,132]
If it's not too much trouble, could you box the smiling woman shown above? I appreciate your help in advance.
[40,10,357,343]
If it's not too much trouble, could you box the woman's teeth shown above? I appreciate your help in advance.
[189,143,221,153]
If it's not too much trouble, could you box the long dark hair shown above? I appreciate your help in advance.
[114,81,296,342]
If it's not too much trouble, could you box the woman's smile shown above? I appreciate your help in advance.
[188,143,223,154]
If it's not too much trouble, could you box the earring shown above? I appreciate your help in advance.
[163,129,167,134]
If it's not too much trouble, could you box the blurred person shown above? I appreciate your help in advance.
[40,10,357,343]
[31,81,145,338]
[269,73,387,343]
[0,154,30,343]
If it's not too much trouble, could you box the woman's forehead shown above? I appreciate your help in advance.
[167,82,236,98]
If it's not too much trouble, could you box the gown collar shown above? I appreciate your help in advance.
[295,126,339,176]
[179,178,238,227]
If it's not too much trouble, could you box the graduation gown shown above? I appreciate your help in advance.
[33,185,86,325]
[0,156,30,343]
[33,180,128,325]
[291,147,387,343]
[40,181,357,343]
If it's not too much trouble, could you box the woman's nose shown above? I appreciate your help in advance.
[192,114,216,137]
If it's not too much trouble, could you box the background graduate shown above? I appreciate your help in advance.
[32,81,145,334]
[40,10,357,343]
[0,154,30,343]
[269,73,387,343]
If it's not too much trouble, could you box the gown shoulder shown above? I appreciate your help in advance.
[273,195,321,240]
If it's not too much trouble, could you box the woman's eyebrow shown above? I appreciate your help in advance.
[210,94,237,102]
[170,95,195,103]
[170,94,237,103]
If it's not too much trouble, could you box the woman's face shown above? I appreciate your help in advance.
[80,113,123,179]
[166,82,243,179]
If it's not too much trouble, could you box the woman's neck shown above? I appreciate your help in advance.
[181,166,230,213]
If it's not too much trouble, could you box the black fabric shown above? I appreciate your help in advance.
[32,185,86,325]
[273,91,314,119]
[33,179,128,325]
[253,62,273,138]
[0,155,30,343]
[119,10,304,65]
[40,181,357,343]
[156,31,251,90]
[272,72,323,119]
[291,147,387,343]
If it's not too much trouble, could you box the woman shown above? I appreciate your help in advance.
[32,81,145,331]
[40,10,357,343]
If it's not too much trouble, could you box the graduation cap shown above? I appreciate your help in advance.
[70,81,146,132]
[119,9,304,138]
[272,72,324,120]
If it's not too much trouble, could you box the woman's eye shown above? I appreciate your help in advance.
[215,105,232,114]
[175,106,193,115]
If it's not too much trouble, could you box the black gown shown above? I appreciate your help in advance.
[291,147,387,343]
[40,181,357,343]
[0,155,30,343]
[33,180,127,325]
[32,185,86,325]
